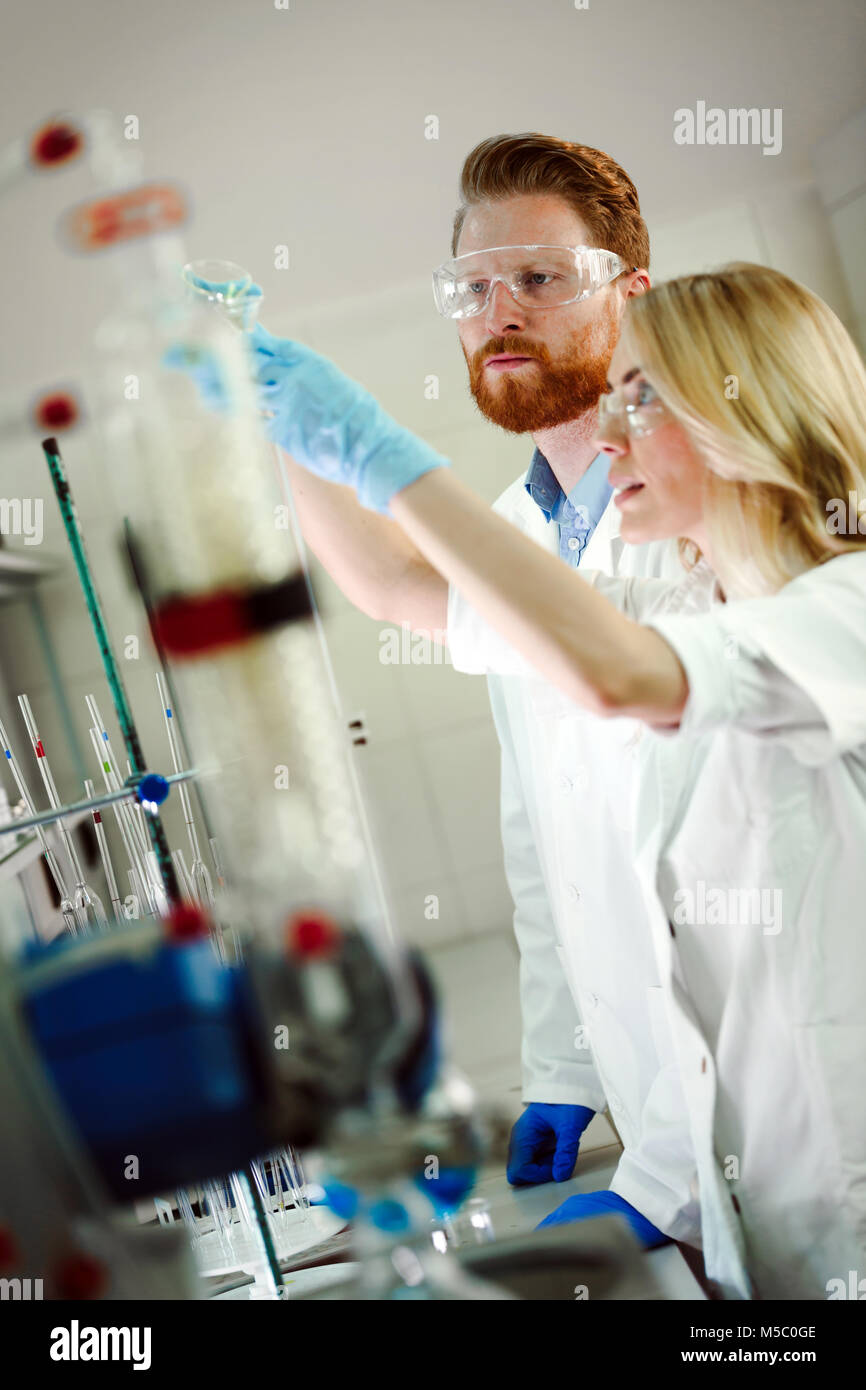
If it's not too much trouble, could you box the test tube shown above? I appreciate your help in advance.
[144,851,170,916]
[86,695,150,861]
[170,849,195,905]
[155,672,215,912]
[0,713,78,934]
[88,725,156,917]
[85,777,123,925]
[17,695,107,931]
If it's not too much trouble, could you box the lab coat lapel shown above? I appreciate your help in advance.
[582,494,623,572]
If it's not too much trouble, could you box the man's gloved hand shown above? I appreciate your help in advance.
[506,1102,594,1186]
[535,1188,671,1249]
[246,322,449,513]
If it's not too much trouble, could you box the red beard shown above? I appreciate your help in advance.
[463,308,618,434]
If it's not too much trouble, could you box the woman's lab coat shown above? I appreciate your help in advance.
[588,550,866,1299]
[452,531,866,1297]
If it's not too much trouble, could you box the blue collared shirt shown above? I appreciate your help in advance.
[524,447,613,565]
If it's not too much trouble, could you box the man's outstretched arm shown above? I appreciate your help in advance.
[282,451,448,633]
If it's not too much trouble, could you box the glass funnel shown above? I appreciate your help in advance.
[181,259,262,331]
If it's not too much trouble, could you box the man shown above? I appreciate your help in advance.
[276,133,699,1247]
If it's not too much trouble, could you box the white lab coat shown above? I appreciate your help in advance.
[473,547,866,1299]
[448,476,702,1243]
[624,551,866,1300]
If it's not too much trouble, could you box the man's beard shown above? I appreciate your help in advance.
[463,307,618,434]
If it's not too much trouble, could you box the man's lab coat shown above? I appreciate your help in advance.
[447,475,701,1243]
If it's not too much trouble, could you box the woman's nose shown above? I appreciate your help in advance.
[592,421,629,459]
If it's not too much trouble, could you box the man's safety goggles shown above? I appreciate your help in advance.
[432,244,631,320]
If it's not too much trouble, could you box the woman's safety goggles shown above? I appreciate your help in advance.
[596,375,671,440]
[432,244,630,320]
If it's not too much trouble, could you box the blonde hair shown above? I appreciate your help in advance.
[620,262,866,597]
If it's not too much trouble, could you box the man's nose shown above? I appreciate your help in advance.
[483,278,526,335]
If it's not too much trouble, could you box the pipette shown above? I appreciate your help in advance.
[17,694,107,931]
[170,849,195,906]
[84,777,122,926]
[205,834,242,963]
[143,851,169,916]
[281,1145,310,1213]
[155,672,215,911]
[126,868,148,921]
[126,759,153,860]
[87,725,156,918]
[208,835,226,891]
[0,713,78,934]
[86,697,173,915]
[86,695,149,861]
[86,697,167,917]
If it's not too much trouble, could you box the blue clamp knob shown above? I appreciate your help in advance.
[136,774,170,807]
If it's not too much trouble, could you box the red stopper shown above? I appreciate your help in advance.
[30,122,83,168]
[34,392,79,431]
[165,903,210,942]
[55,1252,107,1300]
[0,1226,19,1270]
[286,910,341,959]
[152,589,248,658]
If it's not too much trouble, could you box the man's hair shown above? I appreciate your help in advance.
[451,133,650,270]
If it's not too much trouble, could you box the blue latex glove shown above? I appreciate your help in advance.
[162,277,264,413]
[536,1189,671,1249]
[507,1102,594,1186]
[248,322,449,514]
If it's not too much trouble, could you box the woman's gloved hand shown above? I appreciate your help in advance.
[506,1102,595,1186]
[535,1188,671,1248]
[247,322,449,514]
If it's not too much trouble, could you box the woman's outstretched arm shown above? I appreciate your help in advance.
[390,467,689,724]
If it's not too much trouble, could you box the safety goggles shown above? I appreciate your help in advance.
[432,244,630,320]
[596,375,671,440]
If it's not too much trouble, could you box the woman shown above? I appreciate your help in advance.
[248,262,866,1299]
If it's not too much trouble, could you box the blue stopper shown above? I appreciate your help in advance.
[137,774,170,807]
[368,1198,411,1233]
[323,1180,359,1221]
[413,1165,477,1217]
